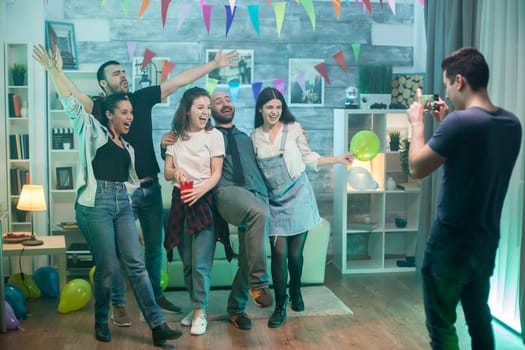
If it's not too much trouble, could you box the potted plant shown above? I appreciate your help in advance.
[399,137,411,181]
[10,63,26,86]
[388,130,401,151]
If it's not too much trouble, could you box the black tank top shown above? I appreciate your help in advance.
[92,139,130,182]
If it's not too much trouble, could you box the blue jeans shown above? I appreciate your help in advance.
[111,180,164,306]
[215,186,270,315]
[421,243,494,350]
[178,225,216,309]
[76,181,166,328]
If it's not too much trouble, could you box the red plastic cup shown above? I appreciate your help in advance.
[180,180,194,192]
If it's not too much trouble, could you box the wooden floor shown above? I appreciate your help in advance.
[1,263,523,349]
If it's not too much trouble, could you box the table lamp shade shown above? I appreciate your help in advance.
[17,185,47,211]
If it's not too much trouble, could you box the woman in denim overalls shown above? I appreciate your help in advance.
[250,87,354,328]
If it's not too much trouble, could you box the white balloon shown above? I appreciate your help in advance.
[347,167,379,191]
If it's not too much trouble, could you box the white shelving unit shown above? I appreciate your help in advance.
[47,71,99,232]
[332,109,420,274]
[3,43,33,233]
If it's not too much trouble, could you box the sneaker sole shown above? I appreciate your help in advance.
[190,327,207,335]
[110,316,132,327]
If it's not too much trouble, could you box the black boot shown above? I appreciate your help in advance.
[152,323,183,346]
[290,287,304,312]
[268,295,288,328]
[95,322,111,342]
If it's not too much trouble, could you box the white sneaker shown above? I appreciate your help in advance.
[190,313,207,335]
[181,311,194,327]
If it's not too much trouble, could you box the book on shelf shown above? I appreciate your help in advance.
[9,168,30,195]
[12,94,22,117]
[60,221,79,230]
[397,182,420,191]
[9,133,29,159]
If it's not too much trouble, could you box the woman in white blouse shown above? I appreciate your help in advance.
[250,87,353,328]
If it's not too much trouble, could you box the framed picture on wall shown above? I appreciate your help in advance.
[206,49,253,86]
[45,20,78,70]
[390,73,426,108]
[288,58,325,107]
[131,56,171,105]
[56,167,73,190]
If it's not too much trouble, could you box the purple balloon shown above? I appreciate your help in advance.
[5,301,19,331]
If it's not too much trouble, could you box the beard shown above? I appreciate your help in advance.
[212,109,235,124]
[107,80,129,95]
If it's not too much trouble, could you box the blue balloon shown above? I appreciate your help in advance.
[4,283,27,319]
[33,266,59,298]
[5,301,19,331]
[347,166,379,191]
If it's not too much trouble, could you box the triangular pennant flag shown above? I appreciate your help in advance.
[206,78,219,95]
[273,78,285,96]
[127,41,137,61]
[314,62,330,85]
[177,3,192,31]
[229,0,236,13]
[161,0,171,29]
[225,5,237,37]
[101,0,107,6]
[332,0,341,20]
[419,0,424,7]
[137,0,151,19]
[351,43,361,63]
[141,49,156,71]
[354,0,364,12]
[387,0,396,15]
[228,81,240,103]
[202,4,213,34]
[247,5,261,36]
[266,0,271,7]
[272,2,286,38]
[295,72,306,92]
[161,60,176,82]
[332,50,348,73]
[300,0,316,30]
[200,0,205,8]
[123,0,130,15]
[362,0,372,15]
[252,82,263,101]
[379,0,383,8]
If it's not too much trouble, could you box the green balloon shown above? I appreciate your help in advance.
[350,130,380,161]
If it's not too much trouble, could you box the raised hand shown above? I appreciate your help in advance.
[32,44,60,71]
[213,48,240,68]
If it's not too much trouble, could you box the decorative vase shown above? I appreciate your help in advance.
[12,73,25,86]
[386,177,397,191]
[389,139,400,151]
[20,101,28,118]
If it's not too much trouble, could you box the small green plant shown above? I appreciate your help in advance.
[10,63,26,85]
[388,130,401,151]
[399,137,411,180]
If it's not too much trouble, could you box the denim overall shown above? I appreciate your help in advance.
[256,124,320,236]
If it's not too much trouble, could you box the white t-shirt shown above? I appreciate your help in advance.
[250,121,320,179]
[165,128,225,188]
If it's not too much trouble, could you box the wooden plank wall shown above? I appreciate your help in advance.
[62,0,414,224]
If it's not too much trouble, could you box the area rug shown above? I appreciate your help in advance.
[160,285,352,322]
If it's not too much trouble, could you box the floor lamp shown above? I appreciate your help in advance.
[16,184,46,246]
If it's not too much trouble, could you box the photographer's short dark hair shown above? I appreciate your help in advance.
[441,47,489,91]
[96,60,121,89]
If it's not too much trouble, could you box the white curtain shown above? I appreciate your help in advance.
[478,0,525,335]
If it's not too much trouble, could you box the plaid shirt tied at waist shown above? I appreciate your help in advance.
[164,187,232,262]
